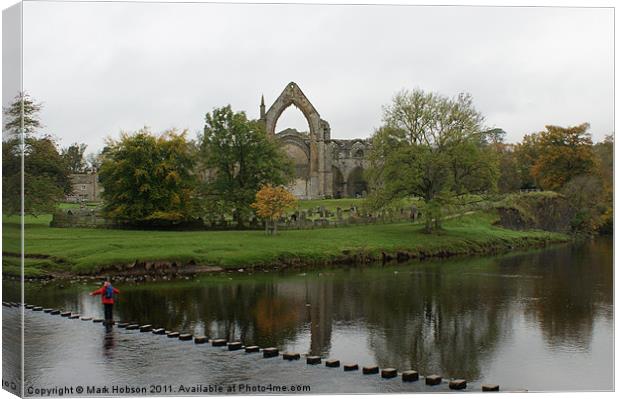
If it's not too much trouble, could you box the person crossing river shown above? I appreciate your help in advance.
[90,279,120,325]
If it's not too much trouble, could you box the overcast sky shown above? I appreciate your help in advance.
[14,1,614,152]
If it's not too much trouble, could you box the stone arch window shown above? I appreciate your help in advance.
[346,166,368,198]
[353,149,364,158]
[332,166,345,198]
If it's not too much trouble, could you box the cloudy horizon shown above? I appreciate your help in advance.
[14,1,614,153]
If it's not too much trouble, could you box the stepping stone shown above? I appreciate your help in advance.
[32,307,43,311]
[60,312,71,317]
[245,346,260,353]
[167,331,180,338]
[25,305,34,309]
[211,339,227,347]
[68,314,80,319]
[325,359,340,368]
[117,322,129,328]
[125,324,139,330]
[1,302,8,307]
[482,384,499,392]
[227,341,242,351]
[306,356,321,365]
[179,334,193,341]
[152,328,166,335]
[43,309,53,313]
[343,364,359,371]
[402,370,419,382]
[282,352,300,360]
[81,317,92,321]
[139,324,152,332]
[194,336,208,344]
[426,375,442,385]
[50,310,60,315]
[262,347,278,358]
[363,366,379,375]
[381,368,398,379]
[93,319,104,323]
[449,379,467,390]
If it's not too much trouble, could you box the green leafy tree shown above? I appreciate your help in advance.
[98,128,199,225]
[2,136,71,216]
[368,88,498,233]
[62,142,88,173]
[199,105,293,227]
[3,92,43,138]
[2,93,70,216]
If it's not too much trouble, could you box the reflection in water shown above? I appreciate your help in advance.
[103,324,115,358]
[5,237,613,391]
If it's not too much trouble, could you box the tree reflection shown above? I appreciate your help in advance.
[13,238,613,381]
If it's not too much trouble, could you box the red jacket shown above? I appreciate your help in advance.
[90,284,120,304]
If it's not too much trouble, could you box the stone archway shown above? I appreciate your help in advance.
[279,131,311,197]
[261,82,332,198]
[346,166,368,198]
[332,166,345,199]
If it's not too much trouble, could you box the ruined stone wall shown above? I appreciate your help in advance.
[50,208,113,228]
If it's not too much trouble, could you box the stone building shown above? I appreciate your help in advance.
[66,83,368,204]
[260,82,370,199]
[66,173,102,202]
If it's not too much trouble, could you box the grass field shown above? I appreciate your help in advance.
[2,209,568,278]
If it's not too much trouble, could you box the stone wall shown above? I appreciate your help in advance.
[50,208,113,228]
[51,206,420,230]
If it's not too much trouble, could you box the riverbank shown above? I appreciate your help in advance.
[2,211,569,279]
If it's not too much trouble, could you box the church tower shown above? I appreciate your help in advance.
[260,94,266,119]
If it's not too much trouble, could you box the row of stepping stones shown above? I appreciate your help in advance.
[7,301,500,392]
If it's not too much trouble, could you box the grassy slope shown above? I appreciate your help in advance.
[2,210,567,277]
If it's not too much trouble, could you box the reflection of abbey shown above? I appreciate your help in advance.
[261,82,370,199]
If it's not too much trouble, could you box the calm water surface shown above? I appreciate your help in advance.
[2,237,613,394]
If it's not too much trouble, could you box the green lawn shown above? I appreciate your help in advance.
[2,210,567,277]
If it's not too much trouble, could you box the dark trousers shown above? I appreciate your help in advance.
[104,303,114,322]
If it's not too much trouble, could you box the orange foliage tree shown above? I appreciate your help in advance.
[529,123,595,191]
[251,185,297,235]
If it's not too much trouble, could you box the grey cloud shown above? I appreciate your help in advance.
[18,1,613,152]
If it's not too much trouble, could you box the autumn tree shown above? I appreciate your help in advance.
[529,123,595,191]
[98,128,199,225]
[367,88,499,233]
[199,105,294,227]
[251,185,297,235]
[513,133,541,189]
[592,135,613,233]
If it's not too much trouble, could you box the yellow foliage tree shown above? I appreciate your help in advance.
[251,185,297,235]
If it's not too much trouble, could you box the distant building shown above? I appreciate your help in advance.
[259,82,371,199]
[67,173,102,202]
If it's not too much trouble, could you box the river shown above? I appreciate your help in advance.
[2,237,613,394]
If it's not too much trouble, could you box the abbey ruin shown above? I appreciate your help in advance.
[260,82,370,199]
[66,82,370,204]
